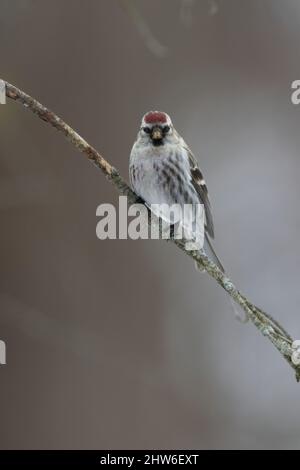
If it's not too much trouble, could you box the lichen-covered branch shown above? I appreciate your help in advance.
[2,79,300,381]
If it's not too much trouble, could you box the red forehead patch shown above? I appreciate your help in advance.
[144,111,167,124]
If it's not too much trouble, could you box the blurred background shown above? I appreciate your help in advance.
[0,0,300,450]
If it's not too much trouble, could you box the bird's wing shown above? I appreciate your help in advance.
[182,142,214,239]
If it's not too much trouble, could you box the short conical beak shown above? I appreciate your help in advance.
[151,127,163,141]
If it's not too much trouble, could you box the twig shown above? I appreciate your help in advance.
[2,79,300,381]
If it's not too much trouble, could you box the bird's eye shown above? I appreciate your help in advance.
[163,126,170,133]
[143,127,151,134]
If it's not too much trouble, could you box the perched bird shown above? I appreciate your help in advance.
[130,110,247,322]
[129,110,224,272]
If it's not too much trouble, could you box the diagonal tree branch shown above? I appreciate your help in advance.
[2,79,300,381]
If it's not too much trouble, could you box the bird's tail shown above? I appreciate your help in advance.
[194,233,224,272]
[195,234,248,323]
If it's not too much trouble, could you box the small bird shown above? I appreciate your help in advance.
[129,110,224,272]
[130,111,247,322]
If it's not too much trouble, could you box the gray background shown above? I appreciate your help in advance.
[0,0,300,450]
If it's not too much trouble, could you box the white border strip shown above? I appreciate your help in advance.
[0,80,6,104]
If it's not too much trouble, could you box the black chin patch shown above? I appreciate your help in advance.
[152,139,164,147]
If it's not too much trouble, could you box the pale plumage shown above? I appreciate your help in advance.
[129,110,223,270]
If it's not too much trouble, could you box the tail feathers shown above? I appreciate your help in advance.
[204,234,225,272]
[195,234,249,323]
[195,233,224,272]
